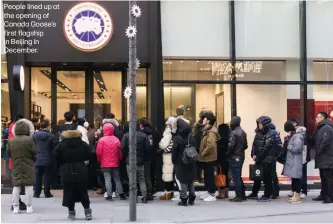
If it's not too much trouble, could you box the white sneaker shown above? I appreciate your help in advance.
[288,191,294,197]
[300,193,306,199]
[104,192,108,198]
[171,195,180,201]
[13,206,19,214]
[112,192,117,198]
[200,193,209,200]
[27,206,33,214]
[203,194,216,202]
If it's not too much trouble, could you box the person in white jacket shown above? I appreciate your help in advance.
[77,118,89,145]
[159,117,179,200]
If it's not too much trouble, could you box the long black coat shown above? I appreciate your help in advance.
[315,119,333,169]
[172,119,196,184]
[53,130,92,207]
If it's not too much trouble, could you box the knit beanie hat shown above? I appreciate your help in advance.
[176,105,185,116]
[284,121,296,132]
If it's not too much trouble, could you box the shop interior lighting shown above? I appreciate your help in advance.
[96,92,105,99]
[94,71,108,93]
[38,92,51,98]
[40,70,72,92]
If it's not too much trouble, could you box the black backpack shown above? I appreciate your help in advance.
[182,134,198,164]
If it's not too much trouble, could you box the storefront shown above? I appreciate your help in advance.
[2,1,333,187]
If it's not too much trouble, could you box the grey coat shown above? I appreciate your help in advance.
[283,132,304,179]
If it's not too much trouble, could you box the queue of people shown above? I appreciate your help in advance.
[3,107,333,220]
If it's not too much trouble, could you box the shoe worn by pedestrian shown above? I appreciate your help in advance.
[53,128,93,220]
[96,123,125,202]
[258,195,271,202]
[160,191,174,200]
[7,119,35,214]
[226,116,248,202]
[188,194,196,205]
[247,193,258,200]
[85,208,92,220]
[68,211,76,221]
[216,188,229,199]
[171,118,197,206]
[313,113,333,205]
[282,121,305,204]
[289,192,302,204]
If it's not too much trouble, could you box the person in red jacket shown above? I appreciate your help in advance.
[96,123,125,201]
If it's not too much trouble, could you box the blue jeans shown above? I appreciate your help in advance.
[229,157,245,198]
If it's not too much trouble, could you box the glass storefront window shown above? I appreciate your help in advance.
[164,84,231,125]
[57,70,85,122]
[307,84,333,135]
[311,61,333,82]
[31,68,51,122]
[127,68,147,120]
[93,71,122,121]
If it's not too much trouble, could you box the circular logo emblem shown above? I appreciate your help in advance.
[64,2,113,52]
[255,170,261,175]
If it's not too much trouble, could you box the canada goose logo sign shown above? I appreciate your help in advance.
[64,2,113,52]
[255,169,261,176]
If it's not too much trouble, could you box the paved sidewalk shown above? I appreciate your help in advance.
[2,190,333,223]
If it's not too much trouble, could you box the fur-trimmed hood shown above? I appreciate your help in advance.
[62,130,82,139]
[13,119,35,136]
[102,118,119,127]
[296,126,306,134]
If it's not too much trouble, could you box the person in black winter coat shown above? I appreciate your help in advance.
[312,112,333,204]
[247,116,276,202]
[226,116,248,202]
[172,118,196,206]
[53,130,93,221]
[33,120,57,198]
[122,120,150,203]
[267,122,283,199]
[216,124,230,199]
[139,118,162,200]
[56,112,78,142]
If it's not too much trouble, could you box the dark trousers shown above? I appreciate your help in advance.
[320,168,333,199]
[229,158,245,197]
[165,181,175,192]
[144,161,153,195]
[291,178,302,193]
[252,163,273,197]
[272,161,280,196]
[34,165,51,196]
[68,200,90,211]
[301,163,308,194]
[203,161,216,194]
